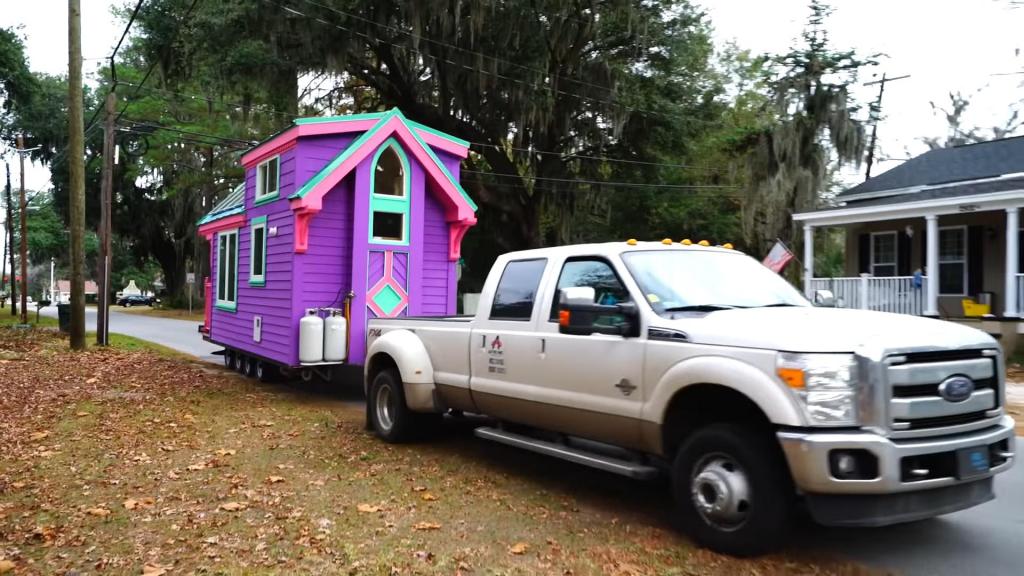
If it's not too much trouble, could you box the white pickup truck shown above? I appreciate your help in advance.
[363,241,1016,556]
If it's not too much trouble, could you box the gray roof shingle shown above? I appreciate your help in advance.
[841,136,1024,197]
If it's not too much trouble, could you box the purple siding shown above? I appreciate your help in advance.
[210,147,298,366]
[208,126,463,368]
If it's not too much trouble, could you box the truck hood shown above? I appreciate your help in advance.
[666,307,997,354]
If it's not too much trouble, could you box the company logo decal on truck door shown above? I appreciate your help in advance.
[488,335,506,374]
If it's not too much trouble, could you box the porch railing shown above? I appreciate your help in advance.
[811,275,926,316]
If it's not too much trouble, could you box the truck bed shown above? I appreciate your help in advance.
[368,315,474,387]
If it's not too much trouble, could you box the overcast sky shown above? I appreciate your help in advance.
[1,0,1022,255]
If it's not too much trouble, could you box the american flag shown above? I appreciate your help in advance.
[762,240,795,273]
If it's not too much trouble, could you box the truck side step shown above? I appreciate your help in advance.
[474,427,660,480]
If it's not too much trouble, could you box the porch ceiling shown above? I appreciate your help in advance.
[795,178,1024,227]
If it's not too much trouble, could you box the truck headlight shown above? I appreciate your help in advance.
[776,352,858,426]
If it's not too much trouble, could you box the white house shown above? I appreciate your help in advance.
[794,137,1024,348]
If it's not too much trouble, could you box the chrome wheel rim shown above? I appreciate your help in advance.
[690,453,751,531]
[223,352,232,368]
[255,362,264,379]
[375,382,394,431]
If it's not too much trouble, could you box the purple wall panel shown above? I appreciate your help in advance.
[367,251,384,285]
[296,134,356,184]
[210,147,298,365]
[421,190,454,315]
[392,253,408,288]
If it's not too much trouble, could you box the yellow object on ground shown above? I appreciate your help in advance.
[962,299,991,317]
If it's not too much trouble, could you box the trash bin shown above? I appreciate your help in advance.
[57,303,71,332]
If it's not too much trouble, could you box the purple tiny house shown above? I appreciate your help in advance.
[197,109,477,376]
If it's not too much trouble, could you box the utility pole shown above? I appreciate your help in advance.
[68,0,86,350]
[4,162,14,316]
[17,134,28,325]
[864,73,911,180]
[96,91,115,345]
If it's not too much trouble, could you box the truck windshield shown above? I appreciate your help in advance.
[621,250,808,315]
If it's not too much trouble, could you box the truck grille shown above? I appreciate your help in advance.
[886,349,1001,436]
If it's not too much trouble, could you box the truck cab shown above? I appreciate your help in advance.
[364,241,1016,556]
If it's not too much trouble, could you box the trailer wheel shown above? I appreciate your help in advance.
[255,361,276,382]
[237,355,250,376]
[368,368,414,443]
[223,350,233,369]
[671,423,793,557]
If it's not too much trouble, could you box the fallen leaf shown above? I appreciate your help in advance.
[308,479,325,487]
[186,462,209,471]
[508,542,529,555]
[266,476,285,484]
[124,497,155,510]
[86,507,111,517]
[182,414,196,422]
[29,431,50,441]
[256,420,274,427]
[0,560,14,574]
[166,470,180,480]
[11,481,26,489]
[75,411,90,417]
[412,486,427,492]
[215,448,236,456]
[356,504,381,513]
[142,563,167,575]
[420,493,438,501]
[412,521,441,531]
[85,377,98,384]
[219,501,246,512]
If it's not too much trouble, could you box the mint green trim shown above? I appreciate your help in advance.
[369,138,411,246]
[197,205,244,226]
[294,112,388,125]
[215,229,239,312]
[407,119,470,148]
[249,216,268,286]
[290,110,399,200]
[254,156,280,205]
[402,115,478,211]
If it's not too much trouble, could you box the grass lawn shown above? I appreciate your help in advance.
[0,327,882,575]
[114,305,205,324]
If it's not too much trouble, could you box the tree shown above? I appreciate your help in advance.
[739,0,873,262]
[922,90,1024,149]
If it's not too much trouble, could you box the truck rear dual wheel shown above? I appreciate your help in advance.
[672,423,793,557]
[369,368,416,443]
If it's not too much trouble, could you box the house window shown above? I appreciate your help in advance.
[938,226,967,295]
[255,156,280,205]
[369,139,410,245]
[870,231,897,277]
[216,229,239,311]
[249,216,267,286]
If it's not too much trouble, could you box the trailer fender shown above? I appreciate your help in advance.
[365,329,437,412]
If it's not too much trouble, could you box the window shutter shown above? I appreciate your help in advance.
[858,234,870,274]
[967,226,984,297]
[898,231,911,276]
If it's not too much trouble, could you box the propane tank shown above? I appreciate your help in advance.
[323,310,348,362]
[299,309,324,363]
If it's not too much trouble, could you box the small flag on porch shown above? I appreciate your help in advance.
[762,240,795,273]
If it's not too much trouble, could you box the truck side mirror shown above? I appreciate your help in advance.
[558,288,639,337]
[813,289,836,307]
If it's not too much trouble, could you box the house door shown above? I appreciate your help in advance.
[366,250,410,318]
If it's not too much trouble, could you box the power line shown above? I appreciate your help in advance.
[108,0,145,83]
[294,0,619,99]
[269,0,683,122]
[121,119,257,146]
[473,179,741,198]
[462,169,738,190]
[117,81,300,120]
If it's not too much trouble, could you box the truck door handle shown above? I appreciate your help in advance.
[540,338,546,354]
[481,334,486,348]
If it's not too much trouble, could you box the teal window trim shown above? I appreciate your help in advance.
[249,216,268,286]
[254,156,280,206]
[215,228,239,312]
[369,137,411,246]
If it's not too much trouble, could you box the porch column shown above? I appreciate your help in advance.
[803,224,814,298]
[1005,207,1020,317]
[924,214,939,317]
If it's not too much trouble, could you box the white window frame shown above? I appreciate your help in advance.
[938,225,968,296]
[870,231,898,277]
[255,156,280,204]
[216,229,239,311]
[249,217,267,286]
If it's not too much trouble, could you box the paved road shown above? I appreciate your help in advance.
[39,305,220,363]
[34,305,1023,575]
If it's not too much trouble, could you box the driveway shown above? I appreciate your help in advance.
[40,305,220,363]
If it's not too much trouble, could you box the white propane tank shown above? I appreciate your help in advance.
[323,311,348,362]
[299,309,325,363]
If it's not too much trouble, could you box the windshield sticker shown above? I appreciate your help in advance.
[647,294,660,303]
[487,335,506,374]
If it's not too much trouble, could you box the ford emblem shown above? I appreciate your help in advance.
[938,376,975,403]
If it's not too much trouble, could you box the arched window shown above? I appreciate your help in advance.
[369,139,410,244]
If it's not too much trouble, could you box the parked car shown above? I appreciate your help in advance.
[117,294,158,307]
[362,241,1016,556]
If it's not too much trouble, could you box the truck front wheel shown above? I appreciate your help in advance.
[369,368,414,443]
[672,423,793,557]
